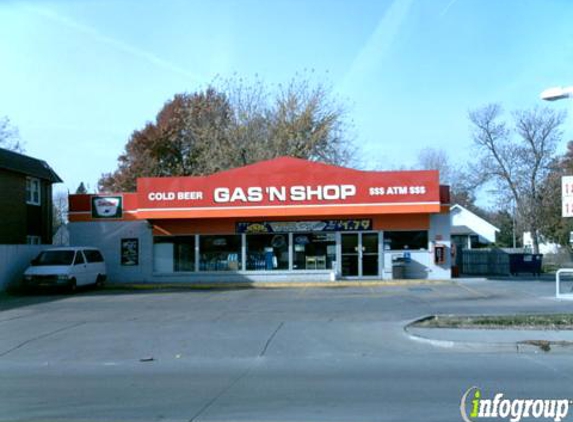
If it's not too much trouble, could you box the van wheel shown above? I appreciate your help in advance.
[68,278,77,293]
[95,275,105,288]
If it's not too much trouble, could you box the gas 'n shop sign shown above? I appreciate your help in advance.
[134,157,441,219]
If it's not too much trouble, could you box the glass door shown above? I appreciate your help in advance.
[340,232,379,278]
[361,233,379,277]
[341,233,359,277]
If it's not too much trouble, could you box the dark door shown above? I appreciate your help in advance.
[341,233,359,277]
[362,233,379,276]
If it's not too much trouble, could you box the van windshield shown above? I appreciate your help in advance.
[34,251,76,266]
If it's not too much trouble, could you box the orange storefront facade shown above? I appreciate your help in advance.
[68,157,452,283]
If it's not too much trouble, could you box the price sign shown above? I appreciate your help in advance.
[562,176,573,217]
[236,219,373,233]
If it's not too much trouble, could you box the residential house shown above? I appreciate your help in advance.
[450,204,499,250]
[0,147,62,244]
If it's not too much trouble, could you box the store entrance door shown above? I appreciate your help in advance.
[341,232,379,278]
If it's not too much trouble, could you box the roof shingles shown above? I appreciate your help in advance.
[0,147,62,183]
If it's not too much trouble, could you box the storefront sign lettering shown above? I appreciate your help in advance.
[148,191,203,201]
[215,185,356,203]
[147,185,430,203]
[369,186,427,196]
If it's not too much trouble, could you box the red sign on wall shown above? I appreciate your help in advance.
[135,157,441,219]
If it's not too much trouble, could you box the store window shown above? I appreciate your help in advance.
[293,233,336,270]
[153,236,195,272]
[199,235,241,271]
[246,234,289,270]
[384,231,428,250]
[26,177,41,206]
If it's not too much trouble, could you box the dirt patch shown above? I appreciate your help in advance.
[413,314,573,330]
[518,339,573,352]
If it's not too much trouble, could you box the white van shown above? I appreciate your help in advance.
[23,247,107,291]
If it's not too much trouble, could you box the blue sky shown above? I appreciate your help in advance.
[1,0,572,199]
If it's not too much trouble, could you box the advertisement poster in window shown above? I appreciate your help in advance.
[121,238,139,266]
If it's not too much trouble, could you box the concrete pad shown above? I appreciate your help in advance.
[406,325,573,353]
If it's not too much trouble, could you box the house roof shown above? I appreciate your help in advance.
[451,204,500,232]
[0,147,62,183]
[451,225,475,236]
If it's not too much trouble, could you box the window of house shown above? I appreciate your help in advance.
[199,235,241,271]
[246,234,289,270]
[383,231,428,250]
[293,233,336,270]
[26,177,41,205]
[26,236,41,245]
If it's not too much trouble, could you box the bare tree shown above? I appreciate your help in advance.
[222,75,356,169]
[267,77,355,167]
[416,147,454,183]
[415,147,477,210]
[0,116,24,152]
[52,191,69,245]
[468,104,566,253]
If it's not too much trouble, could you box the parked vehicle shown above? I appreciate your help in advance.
[23,247,107,291]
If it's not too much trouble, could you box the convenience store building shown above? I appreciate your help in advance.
[68,157,452,283]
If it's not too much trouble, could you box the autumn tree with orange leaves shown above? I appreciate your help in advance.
[99,77,355,192]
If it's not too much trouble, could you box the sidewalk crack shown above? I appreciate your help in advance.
[188,364,255,422]
[260,321,284,357]
[188,322,284,421]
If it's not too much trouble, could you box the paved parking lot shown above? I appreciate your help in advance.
[1,278,573,421]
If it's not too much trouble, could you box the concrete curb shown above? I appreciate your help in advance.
[104,279,454,291]
[403,315,573,354]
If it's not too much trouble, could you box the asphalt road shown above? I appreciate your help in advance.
[1,278,573,422]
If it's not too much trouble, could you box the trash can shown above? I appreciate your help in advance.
[508,253,543,276]
[392,263,405,279]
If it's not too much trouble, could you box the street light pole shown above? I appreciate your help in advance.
[541,87,573,264]
[512,199,517,249]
